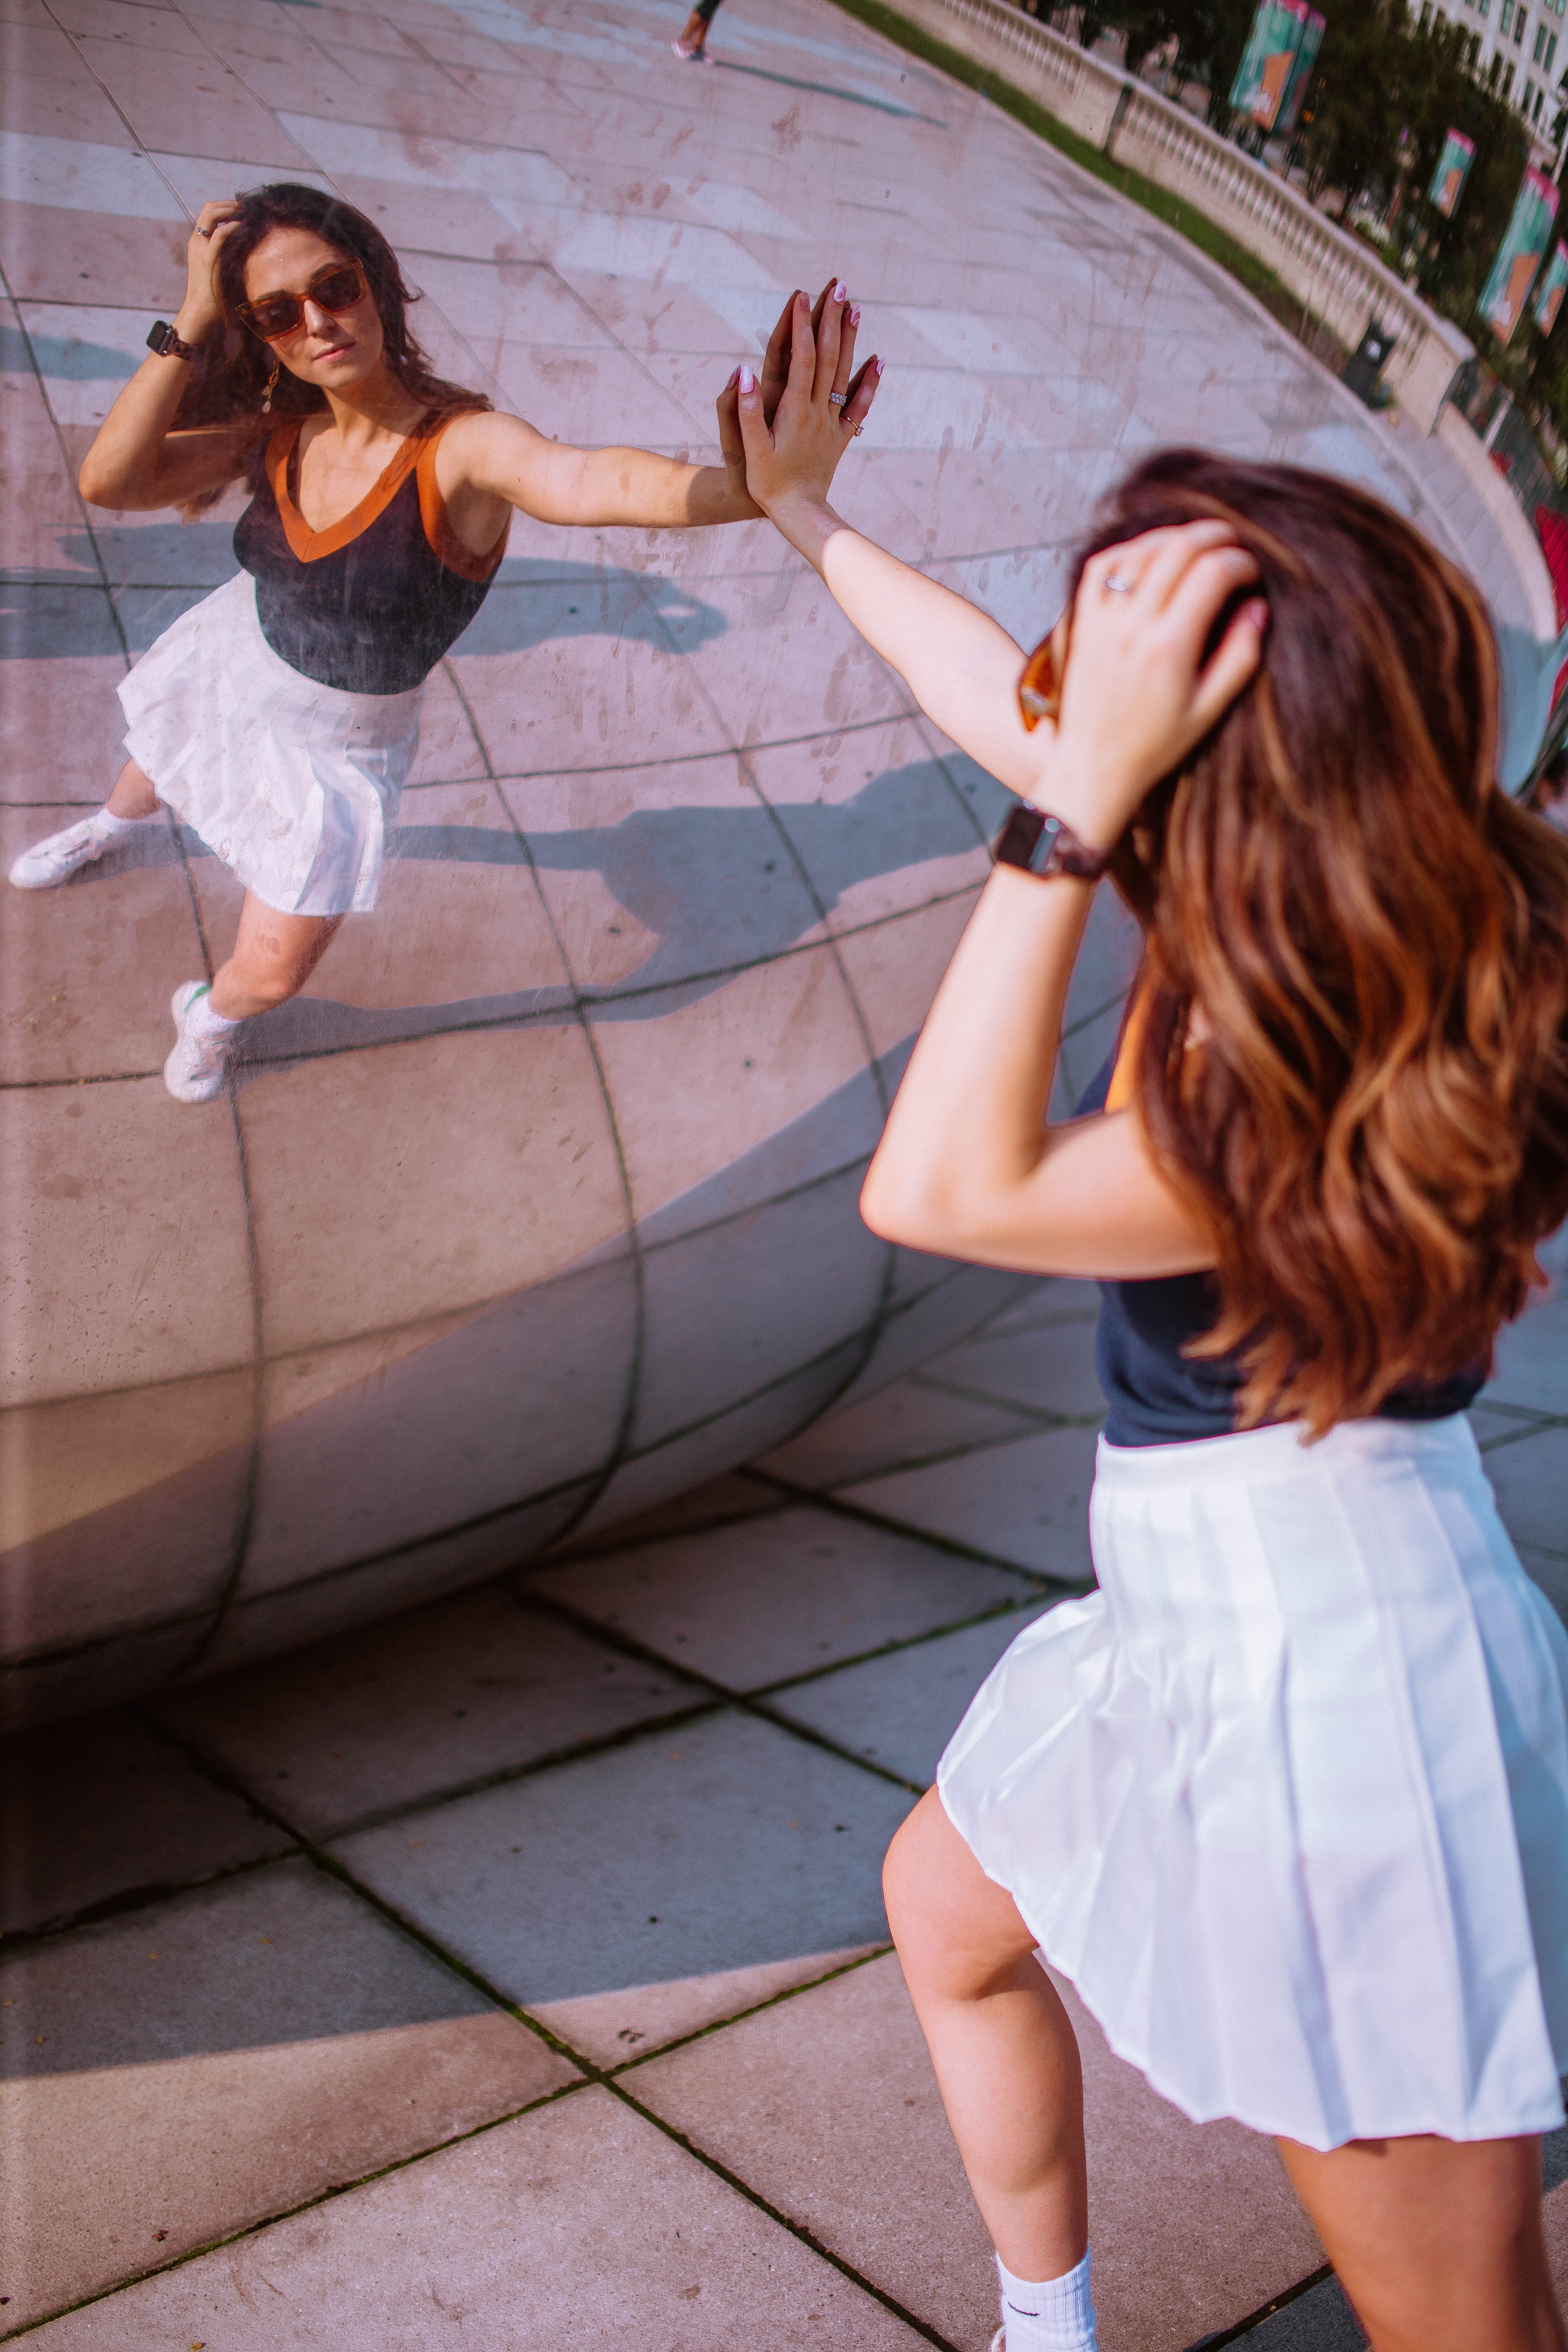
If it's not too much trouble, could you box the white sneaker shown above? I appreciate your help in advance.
[164,981,233,1104]
[9,816,115,890]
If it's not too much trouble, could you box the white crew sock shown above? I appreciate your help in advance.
[184,984,239,1041]
[92,805,155,837]
[996,2249,1098,2351]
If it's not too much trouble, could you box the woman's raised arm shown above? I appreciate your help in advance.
[854,524,1267,1277]
[437,281,881,545]
[733,293,1059,796]
[78,201,261,511]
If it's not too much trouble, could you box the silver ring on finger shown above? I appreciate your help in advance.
[1102,573,1135,595]
[828,390,847,406]
[198,224,212,238]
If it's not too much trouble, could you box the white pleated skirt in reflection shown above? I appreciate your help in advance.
[937,1413,1568,2151]
[118,570,424,916]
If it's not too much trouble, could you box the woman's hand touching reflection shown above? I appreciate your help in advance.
[722,282,880,519]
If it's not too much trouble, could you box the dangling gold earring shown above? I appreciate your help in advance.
[261,355,279,415]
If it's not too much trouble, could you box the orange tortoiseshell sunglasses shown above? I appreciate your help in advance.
[1017,624,1065,731]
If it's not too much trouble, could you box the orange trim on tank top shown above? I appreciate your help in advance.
[266,412,508,580]
[416,431,509,583]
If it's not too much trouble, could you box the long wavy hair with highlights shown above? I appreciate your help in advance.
[1075,449,1568,1436]
[172,182,489,505]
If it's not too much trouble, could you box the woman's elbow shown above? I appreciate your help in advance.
[859,1167,959,1257]
[78,457,127,508]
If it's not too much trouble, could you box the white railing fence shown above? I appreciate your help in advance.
[885,0,1474,432]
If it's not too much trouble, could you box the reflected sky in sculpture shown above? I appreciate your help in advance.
[0,0,1549,1730]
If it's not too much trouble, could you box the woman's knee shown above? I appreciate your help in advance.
[884,1789,1036,1998]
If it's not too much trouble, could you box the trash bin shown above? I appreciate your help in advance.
[1343,320,1395,407]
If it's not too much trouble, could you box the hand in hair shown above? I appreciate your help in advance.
[1047,523,1269,854]
[173,198,242,348]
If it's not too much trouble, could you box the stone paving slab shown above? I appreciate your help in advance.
[22,2086,930,2351]
[833,1420,1102,1580]
[153,1585,696,1839]
[527,1502,1035,1688]
[329,1707,916,2016]
[0,1859,573,2331]
[0,1709,288,1940]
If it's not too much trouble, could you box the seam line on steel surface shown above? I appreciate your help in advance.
[434,657,647,1560]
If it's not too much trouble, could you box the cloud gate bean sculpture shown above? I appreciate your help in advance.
[3,195,1055,1730]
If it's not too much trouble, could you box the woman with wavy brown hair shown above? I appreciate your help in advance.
[9,185,877,1101]
[734,305,1568,2351]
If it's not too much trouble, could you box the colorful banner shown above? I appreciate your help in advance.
[1481,166,1561,345]
[1229,0,1327,133]
[1274,7,1325,136]
[1428,128,1476,221]
[1536,242,1568,335]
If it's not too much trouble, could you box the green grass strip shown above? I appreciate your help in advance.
[822,0,1348,368]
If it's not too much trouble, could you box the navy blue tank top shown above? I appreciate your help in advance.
[233,411,507,696]
[1076,1051,1486,1446]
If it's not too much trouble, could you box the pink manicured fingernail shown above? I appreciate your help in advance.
[834,280,848,302]
[726,364,739,385]
[738,364,755,393]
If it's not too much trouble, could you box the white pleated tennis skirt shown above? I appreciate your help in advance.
[118,570,424,916]
[937,1413,1568,2151]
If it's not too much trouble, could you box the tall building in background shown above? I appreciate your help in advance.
[1425,0,1568,162]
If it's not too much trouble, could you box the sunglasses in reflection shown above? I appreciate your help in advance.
[235,259,370,343]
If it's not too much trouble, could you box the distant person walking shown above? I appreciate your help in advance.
[735,300,1568,2352]
[673,0,725,61]
[10,183,874,1103]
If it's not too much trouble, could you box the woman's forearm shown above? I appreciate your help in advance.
[767,492,1051,798]
[860,862,1092,1254]
[567,445,760,527]
[79,340,207,507]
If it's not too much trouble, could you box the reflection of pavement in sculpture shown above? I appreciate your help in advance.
[0,0,1548,1729]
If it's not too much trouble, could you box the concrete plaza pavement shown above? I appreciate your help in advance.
[4,0,1568,2343]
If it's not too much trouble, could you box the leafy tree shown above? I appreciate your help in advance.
[1297,3,1404,217]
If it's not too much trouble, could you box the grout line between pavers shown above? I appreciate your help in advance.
[749,1589,1055,1702]
[606,1942,895,2076]
[1179,2263,1338,2347]
[0,1845,295,1955]
[0,2070,595,2344]
[73,1714,962,2352]
[518,1587,931,1796]
[307,1694,728,1842]
[739,1462,1094,1586]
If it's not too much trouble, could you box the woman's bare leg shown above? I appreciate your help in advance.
[884,1787,1088,2281]
[1278,2132,1567,2352]
[209,892,344,1018]
[106,758,161,818]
